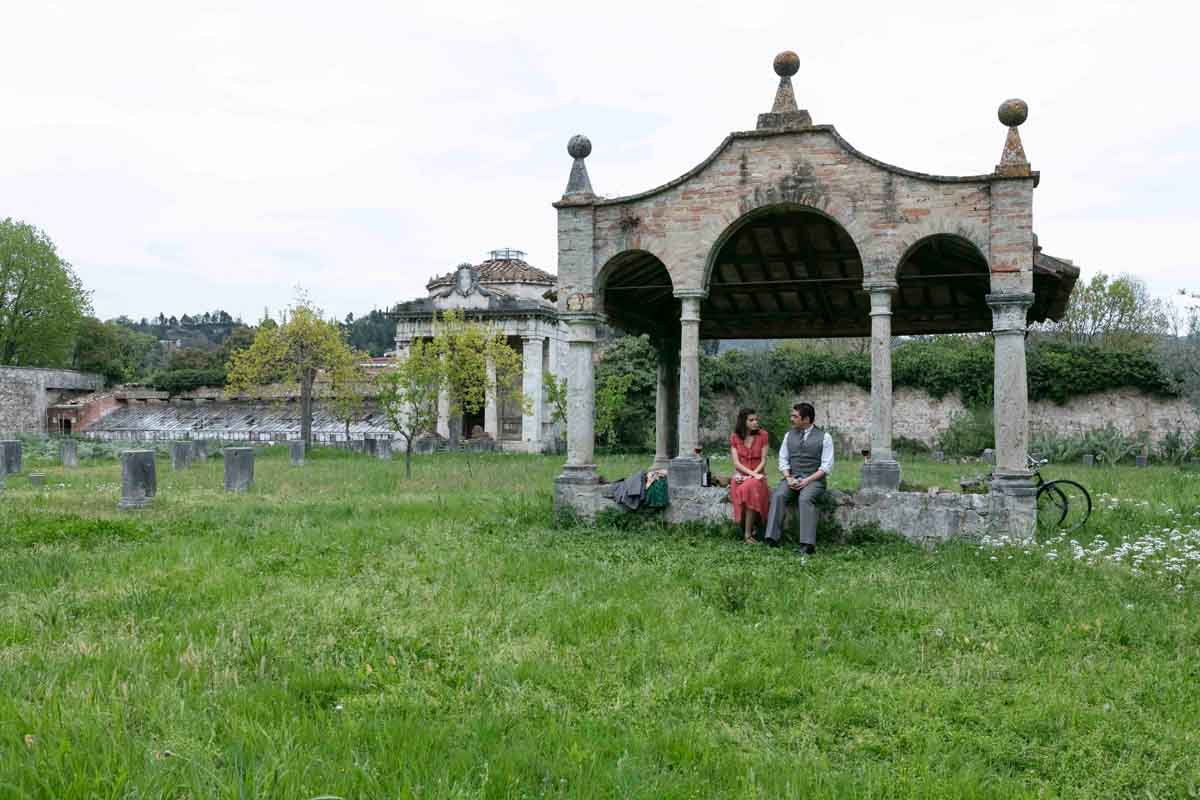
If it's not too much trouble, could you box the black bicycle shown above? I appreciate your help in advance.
[1029,455,1092,533]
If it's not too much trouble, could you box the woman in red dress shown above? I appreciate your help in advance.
[729,408,771,543]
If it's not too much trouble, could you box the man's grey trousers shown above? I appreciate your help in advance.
[764,479,825,545]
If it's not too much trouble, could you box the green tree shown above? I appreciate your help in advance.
[594,334,659,449]
[73,318,159,384]
[596,372,635,447]
[1157,291,1200,413]
[0,218,91,366]
[225,300,357,446]
[377,340,445,478]
[1041,272,1170,349]
[435,310,526,442]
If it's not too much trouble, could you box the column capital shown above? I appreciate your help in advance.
[986,292,1035,333]
[673,288,708,300]
[862,280,898,294]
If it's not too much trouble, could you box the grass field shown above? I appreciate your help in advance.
[2,447,1199,799]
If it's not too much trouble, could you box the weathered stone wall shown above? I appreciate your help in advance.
[700,384,1200,450]
[0,367,105,434]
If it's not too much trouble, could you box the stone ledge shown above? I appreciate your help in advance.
[554,481,1034,543]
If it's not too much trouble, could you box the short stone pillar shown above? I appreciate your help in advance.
[861,282,901,491]
[1081,453,1095,466]
[1135,454,1148,468]
[374,438,392,461]
[289,440,305,466]
[118,450,157,509]
[932,450,945,463]
[669,293,705,488]
[191,440,207,461]
[223,447,255,492]
[171,441,193,470]
[981,448,996,465]
[29,473,46,488]
[1,440,22,476]
[61,438,79,468]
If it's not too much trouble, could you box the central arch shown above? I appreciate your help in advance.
[703,205,867,339]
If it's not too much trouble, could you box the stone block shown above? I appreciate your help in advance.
[0,440,22,476]
[1081,453,1095,467]
[223,447,254,492]
[413,432,447,454]
[118,450,157,509]
[465,436,496,452]
[1135,455,1148,468]
[191,440,208,461]
[289,440,305,466]
[860,460,901,491]
[61,438,79,468]
[171,441,193,470]
[29,473,46,488]
[668,456,704,490]
[932,450,945,463]
[980,448,995,465]
[374,438,393,460]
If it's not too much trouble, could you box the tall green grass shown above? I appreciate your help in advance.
[1,447,1198,798]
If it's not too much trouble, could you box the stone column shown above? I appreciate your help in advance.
[118,450,157,509]
[653,356,671,470]
[861,282,901,491]
[223,447,255,492]
[556,315,600,484]
[484,358,498,438]
[0,440,22,476]
[670,293,705,487]
[988,292,1036,483]
[171,441,193,471]
[522,335,545,452]
[436,386,451,439]
[61,438,79,468]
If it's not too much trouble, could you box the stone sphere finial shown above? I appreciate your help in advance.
[567,134,592,159]
[998,98,1028,128]
[773,50,800,77]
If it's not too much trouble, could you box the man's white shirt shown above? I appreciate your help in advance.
[777,428,835,477]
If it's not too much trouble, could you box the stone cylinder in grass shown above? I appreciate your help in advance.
[1,440,21,476]
[289,440,305,466]
[29,472,46,488]
[932,450,945,463]
[374,438,393,461]
[118,450,157,509]
[1082,453,1095,467]
[1136,454,1148,468]
[171,441,193,470]
[224,447,254,492]
[191,440,207,461]
[61,438,79,468]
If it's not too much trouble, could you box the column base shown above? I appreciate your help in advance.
[651,454,671,470]
[990,470,1036,494]
[668,456,704,488]
[860,460,901,492]
[555,464,600,485]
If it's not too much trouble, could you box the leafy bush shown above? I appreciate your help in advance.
[1029,430,1090,463]
[936,408,995,457]
[1083,424,1145,467]
[594,335,658,451]
[893,436,931,456]
[1155,426,1199,466]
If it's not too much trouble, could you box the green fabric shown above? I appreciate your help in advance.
[644,477,669,508]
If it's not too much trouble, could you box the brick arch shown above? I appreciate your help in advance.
[886,219,991,282]
[595,248,679,337]
[701,199,871,293]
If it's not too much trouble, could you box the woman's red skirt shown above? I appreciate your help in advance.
[730,475,770,522]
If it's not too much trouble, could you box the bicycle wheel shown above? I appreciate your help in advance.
[1037,479,1092,533]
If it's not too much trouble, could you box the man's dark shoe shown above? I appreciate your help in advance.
[800,544,816,555]
[765,538,780,548]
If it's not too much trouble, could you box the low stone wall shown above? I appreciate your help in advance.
[554,480,1035,544]
[701,384,1199,451]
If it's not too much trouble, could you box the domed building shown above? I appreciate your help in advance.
[389,249,566,452]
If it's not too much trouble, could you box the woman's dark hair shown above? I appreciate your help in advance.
[734,408,758,440]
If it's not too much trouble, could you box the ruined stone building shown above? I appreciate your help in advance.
[553,51,1079,541]
[389,249,565,452]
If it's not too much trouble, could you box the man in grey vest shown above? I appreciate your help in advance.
[764,402,834,553]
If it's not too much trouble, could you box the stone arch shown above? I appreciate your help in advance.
[700,203,870,339]
[887,218,991,282]
[894,233,992,335]
[595,248,679,338]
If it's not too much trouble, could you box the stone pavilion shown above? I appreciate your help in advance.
[389,249,566,452]
[552,51,1079,542]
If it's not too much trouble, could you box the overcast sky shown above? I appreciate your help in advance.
[2,0,1196,324]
